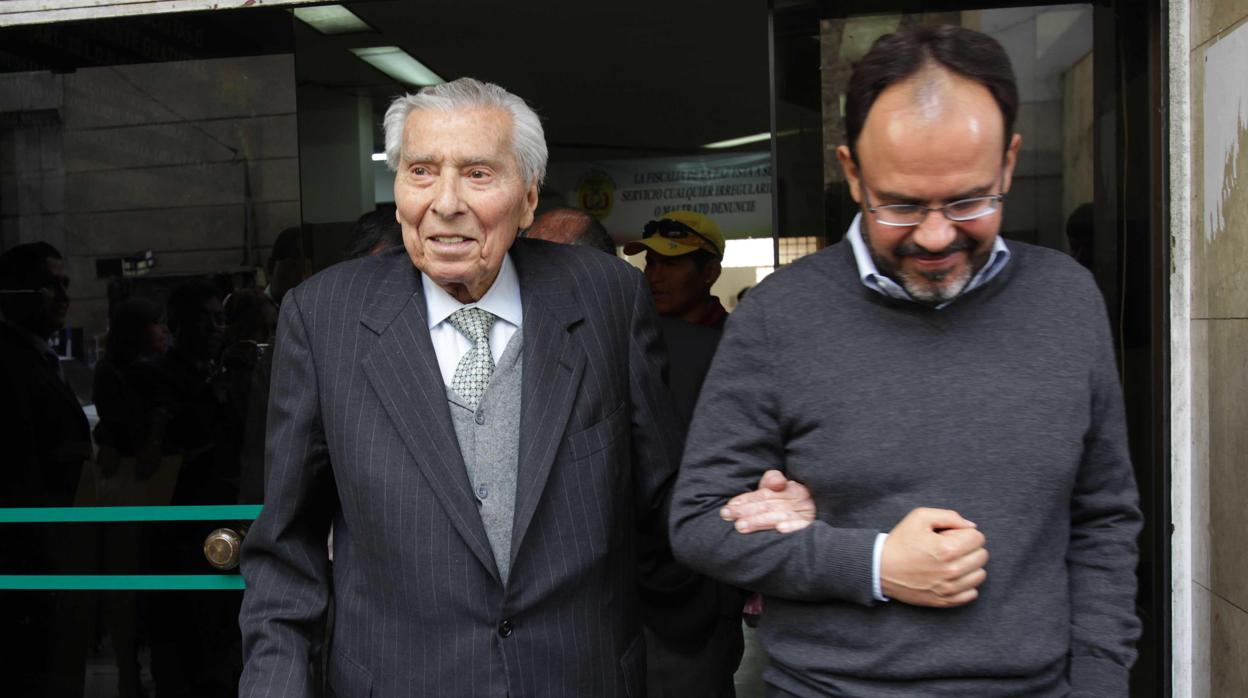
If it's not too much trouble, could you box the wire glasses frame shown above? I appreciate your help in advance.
[864,190,1007,228]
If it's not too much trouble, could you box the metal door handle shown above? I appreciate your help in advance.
[203,527,246,570]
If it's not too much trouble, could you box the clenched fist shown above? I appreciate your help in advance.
[881,508,989,608]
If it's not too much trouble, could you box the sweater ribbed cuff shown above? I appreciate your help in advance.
[816,526,880,607]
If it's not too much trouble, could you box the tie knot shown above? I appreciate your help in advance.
[448,307,496,344]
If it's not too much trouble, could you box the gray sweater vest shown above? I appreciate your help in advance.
[448,330,522,584]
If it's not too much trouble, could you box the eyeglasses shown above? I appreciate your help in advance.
[864,190,1006,228]
[642,218,718,254]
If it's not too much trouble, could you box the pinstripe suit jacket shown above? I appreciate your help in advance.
[239,239,685,697]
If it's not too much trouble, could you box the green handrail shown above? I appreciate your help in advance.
[0,504,262,523]
[0,575,245,590]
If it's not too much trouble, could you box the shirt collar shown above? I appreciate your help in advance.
[846,212,1011,308]
[422,252,523,329]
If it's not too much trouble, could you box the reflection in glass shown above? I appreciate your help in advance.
[0,10,298,695]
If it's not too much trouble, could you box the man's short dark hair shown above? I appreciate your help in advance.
[845,24,1018,160]
[0,241,63,291]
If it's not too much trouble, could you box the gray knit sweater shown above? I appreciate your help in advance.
[670,240,1141,697]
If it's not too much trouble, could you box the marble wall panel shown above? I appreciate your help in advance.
[1210,590,1248,696]
[1206,319,1248,611]
[1192,0,1248,51]
[1192,17,1248,319]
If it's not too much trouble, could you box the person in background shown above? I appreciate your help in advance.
[224,287,278,347]
[526,206,616,254]
[265,226,311,308]
[344,205,404,260]
[0,241,93,698]
[625,210,727,328]
[91,296,169,698]
[142,280,241,696]
[1066,202,1095,270]
[219,287,278,506]
[93,297,168,474]
[0,242,89,503]
[527,205,749,698]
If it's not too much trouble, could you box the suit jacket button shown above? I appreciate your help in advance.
[475,410,486,425]
[498,619,513,638]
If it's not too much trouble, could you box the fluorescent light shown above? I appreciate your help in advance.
[350,46,443,87]
[292,5,372,35]
[701,129,799,149]
[702,132,771,149]
[371,152,386,162]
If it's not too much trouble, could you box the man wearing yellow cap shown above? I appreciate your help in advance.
[624,210,728,328]
[625,211,745,697]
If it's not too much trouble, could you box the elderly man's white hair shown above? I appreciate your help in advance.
[383,78,548,187]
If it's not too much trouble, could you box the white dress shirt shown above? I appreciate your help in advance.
[846,213,1012,602]
[421,253,524,388]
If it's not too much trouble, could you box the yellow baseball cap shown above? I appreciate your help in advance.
[623,210,725,260]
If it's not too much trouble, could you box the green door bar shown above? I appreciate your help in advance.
[0,504,262,523]
[0,505,262,590]
[0,575,246,591]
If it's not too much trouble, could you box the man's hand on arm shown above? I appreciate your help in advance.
[719,469,816,534]
[880,507,989,608]
[717,474,987,608]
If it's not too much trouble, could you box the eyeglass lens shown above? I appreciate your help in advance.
[874,196,1000,225]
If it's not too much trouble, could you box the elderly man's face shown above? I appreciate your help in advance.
[837,68,1022,304]
[394,107,538,303]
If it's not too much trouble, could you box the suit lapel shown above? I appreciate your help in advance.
[359,252,500,582]
[510,245,586,569]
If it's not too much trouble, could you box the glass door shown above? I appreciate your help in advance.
[0,9,297,696]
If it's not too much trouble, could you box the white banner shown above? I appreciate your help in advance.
[546,152,773,242]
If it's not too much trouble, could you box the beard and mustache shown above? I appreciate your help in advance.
[868,232,991,305]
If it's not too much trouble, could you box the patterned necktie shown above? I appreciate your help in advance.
[448,307,497,408]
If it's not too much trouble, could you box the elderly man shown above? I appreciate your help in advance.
[670,25,1141,697]
[239,78,804,697]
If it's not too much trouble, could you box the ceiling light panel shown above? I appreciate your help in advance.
[293,5,373,35]
[701,131,772,149]
[349,46,443,87]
